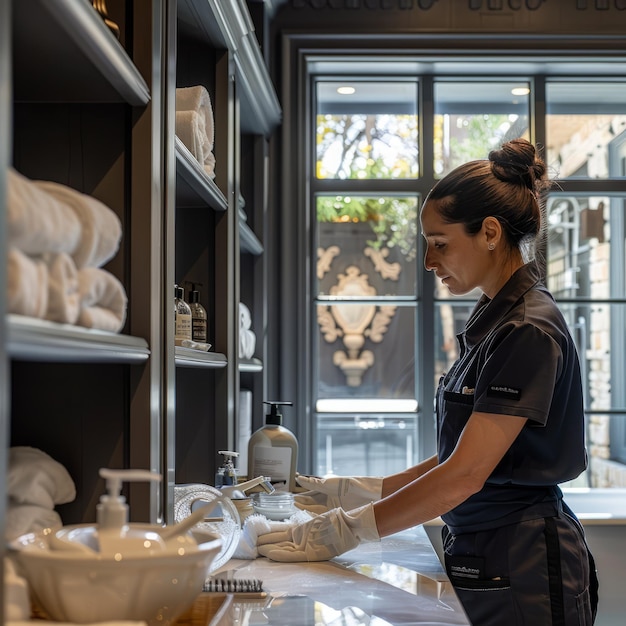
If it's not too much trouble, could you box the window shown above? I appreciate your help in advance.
[307,62,626,489]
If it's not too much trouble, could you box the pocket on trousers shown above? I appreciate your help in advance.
[453,581,518,626]
[575,585,593,626]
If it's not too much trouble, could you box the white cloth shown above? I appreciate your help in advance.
[44,253,80,325]
[175,111,216,178]
[232,510,313,559]
[294,474,384,514]
[239,302,256,359]
[175,85,214,146]
[257,503,380,562]
[7,447,76,511]
[7,248,49,318]
[34,180,122,269]
[176,86,216,178]
[77,267,127,333]
[5,502,63,542]
[6,168,82,256]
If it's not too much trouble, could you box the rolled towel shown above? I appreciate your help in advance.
[44,253,80,325]
[7,447,76,510]
[204,150,216,179]
[239,302,256,359]
[77,267,128,333]
[5,501,63,541]
[175,110,215,177]
[176,85,214,147]
[7,248,49,318]
[6,168,82,256]
[34,180,122,269]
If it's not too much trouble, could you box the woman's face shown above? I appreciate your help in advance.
[420,200,493,296]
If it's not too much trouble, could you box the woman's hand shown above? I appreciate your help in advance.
[257,503,380,562]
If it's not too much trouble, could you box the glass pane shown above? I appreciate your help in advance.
[315,304,415,400]
[316,195,419,297]
[316,80,418,179]
[314,414,418,476]
[546,194,625,299]
[434,81,530,177]
[546,82,626,179]
[433,300,475,381]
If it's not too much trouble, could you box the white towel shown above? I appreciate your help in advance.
[7,248,49,318]
[232,510,313,559]
[175,85,214,146]
[5,502,63,542]
[175,111,216,179]
[7,447,76,511]
[239,302,256,359]
[43,253,80,325]
[34,181,122,269]
[6,168,82,257]
[77,267,127,333]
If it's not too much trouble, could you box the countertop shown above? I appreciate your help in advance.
[211,524,470,625]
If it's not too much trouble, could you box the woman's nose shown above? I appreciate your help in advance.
[424,249,435,271]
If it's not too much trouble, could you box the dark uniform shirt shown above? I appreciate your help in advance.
[437,262,588,533]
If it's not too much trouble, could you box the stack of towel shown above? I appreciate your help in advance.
[239,302,256,359]
[175,85,216,178]
[5,446,76,542]
[6,168,128,333]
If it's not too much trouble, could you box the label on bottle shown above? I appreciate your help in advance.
[175,313,192,340]
[192,318,207,342]
[251,445,292,488]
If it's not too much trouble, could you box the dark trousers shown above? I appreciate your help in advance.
[443,504,598,625]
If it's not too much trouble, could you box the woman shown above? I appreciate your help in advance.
[257,138,599,625]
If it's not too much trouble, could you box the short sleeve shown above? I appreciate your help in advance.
[473,322,563,425]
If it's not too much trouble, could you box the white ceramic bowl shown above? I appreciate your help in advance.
[9,525,222,625]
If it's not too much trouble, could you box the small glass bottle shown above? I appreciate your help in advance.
[174,284,192,342]
[188,283,208,342]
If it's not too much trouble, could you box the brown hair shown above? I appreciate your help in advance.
[425,138,550,253]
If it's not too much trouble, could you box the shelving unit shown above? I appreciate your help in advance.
[1,0,281,555]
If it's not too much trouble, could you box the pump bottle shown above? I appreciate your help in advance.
[248,401,298,492]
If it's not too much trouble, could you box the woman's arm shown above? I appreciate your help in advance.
[381,454,439,497]
[375,411,528,537]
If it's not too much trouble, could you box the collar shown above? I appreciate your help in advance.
[463,262,543,348]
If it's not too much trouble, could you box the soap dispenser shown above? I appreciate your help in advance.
[248,401,298,492]
[186,282,207,343]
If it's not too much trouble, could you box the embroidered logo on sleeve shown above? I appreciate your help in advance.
[487,385,521,400]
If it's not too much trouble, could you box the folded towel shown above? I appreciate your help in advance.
[6,168,82,257]
[4,558,31,621]
[7,248,49,318]
[176,85,214,147]
[34,181,122,269]
[5,502,63,542]
[7,447,76,511]
[77,267,127,333]
[44,253,80,325]
[175,110,215,178]
[204,150,216,179]
[239,302,256,358]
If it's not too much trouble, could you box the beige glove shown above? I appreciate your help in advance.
[294,474,383,514]
[257,503,379,562]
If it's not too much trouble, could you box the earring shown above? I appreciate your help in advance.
[488,243,495,250]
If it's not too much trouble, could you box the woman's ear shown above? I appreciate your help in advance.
[482,216,502,249]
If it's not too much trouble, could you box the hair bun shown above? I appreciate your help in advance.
[488,138,546,190]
